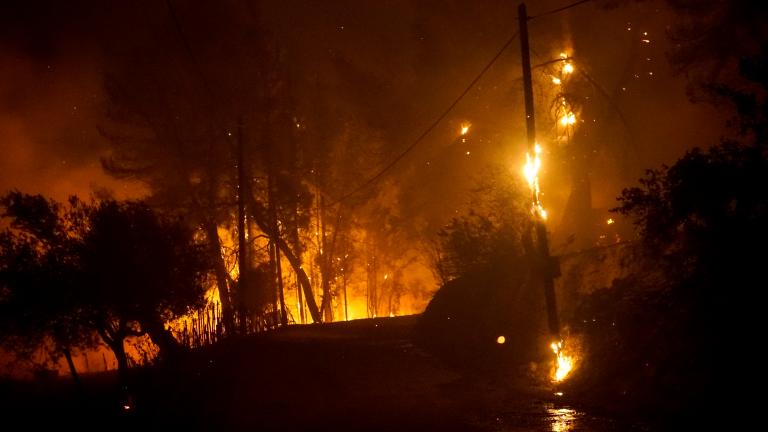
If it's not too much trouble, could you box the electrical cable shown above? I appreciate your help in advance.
[329,31,521,205]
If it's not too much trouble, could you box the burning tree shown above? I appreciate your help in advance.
[99,3,325,328]
[98,2,424,329]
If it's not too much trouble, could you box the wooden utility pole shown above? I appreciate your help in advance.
[519,4,537,154]
[518,3,561,339]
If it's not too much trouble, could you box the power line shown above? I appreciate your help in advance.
[331,0,595,206]
[529,0,592,19]
[330,31,521,206]
[164,0,588,207]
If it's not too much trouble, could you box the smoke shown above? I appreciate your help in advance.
[0,0,730,245]
[0,1,145,201]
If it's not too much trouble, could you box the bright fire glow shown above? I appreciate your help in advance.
[496,335,506,344]
[559,112,576,126]
[551,76,562,85]
[523,144,547,221]
[606,218,614,225]
[460,123,470,135]
[523,145,542,189]
[550,340,574,382]
[563,63,574,74]
[548,406,577,432]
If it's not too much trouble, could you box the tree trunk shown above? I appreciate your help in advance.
[297,273,305,324]
[144,317,186,361]
[367,237,378,318]
[292,199,305,324]
[276,236,322,323]
[267,170,288,327]
[246,195,322,323]
[204,220,235,334]
[109,337,129,386]
[343,270,348,321]
[62,347,83,393]
[275,245,288,326]
[95,324,129,388]
[237,119,249,335]
[319,195,333,322]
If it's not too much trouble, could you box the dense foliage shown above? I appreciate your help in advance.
[0,193,211,378]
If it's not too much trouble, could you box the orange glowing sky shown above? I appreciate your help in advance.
[0,0,728,218]
[0,9,146,202]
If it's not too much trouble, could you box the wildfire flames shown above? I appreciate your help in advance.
[550,340,574,383]
[523,144,548,220]
[559,112,576,126]
[521,51,581,385]
[523,139,577,384]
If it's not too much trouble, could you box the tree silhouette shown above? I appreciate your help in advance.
[571,141,768,410]
[432,165,529,283]
[0,196,96,385]
[0,193,211,382]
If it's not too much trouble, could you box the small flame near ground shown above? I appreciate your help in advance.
[550,340,574,383]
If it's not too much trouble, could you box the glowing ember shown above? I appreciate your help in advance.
[496,335,506,344]
[550,340,574,383]
[460,123,470,135]
[551,76,562,85]
[562,63,574,74]
[606,218,615,225]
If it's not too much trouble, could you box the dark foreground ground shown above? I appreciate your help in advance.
[1,316,648,431]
